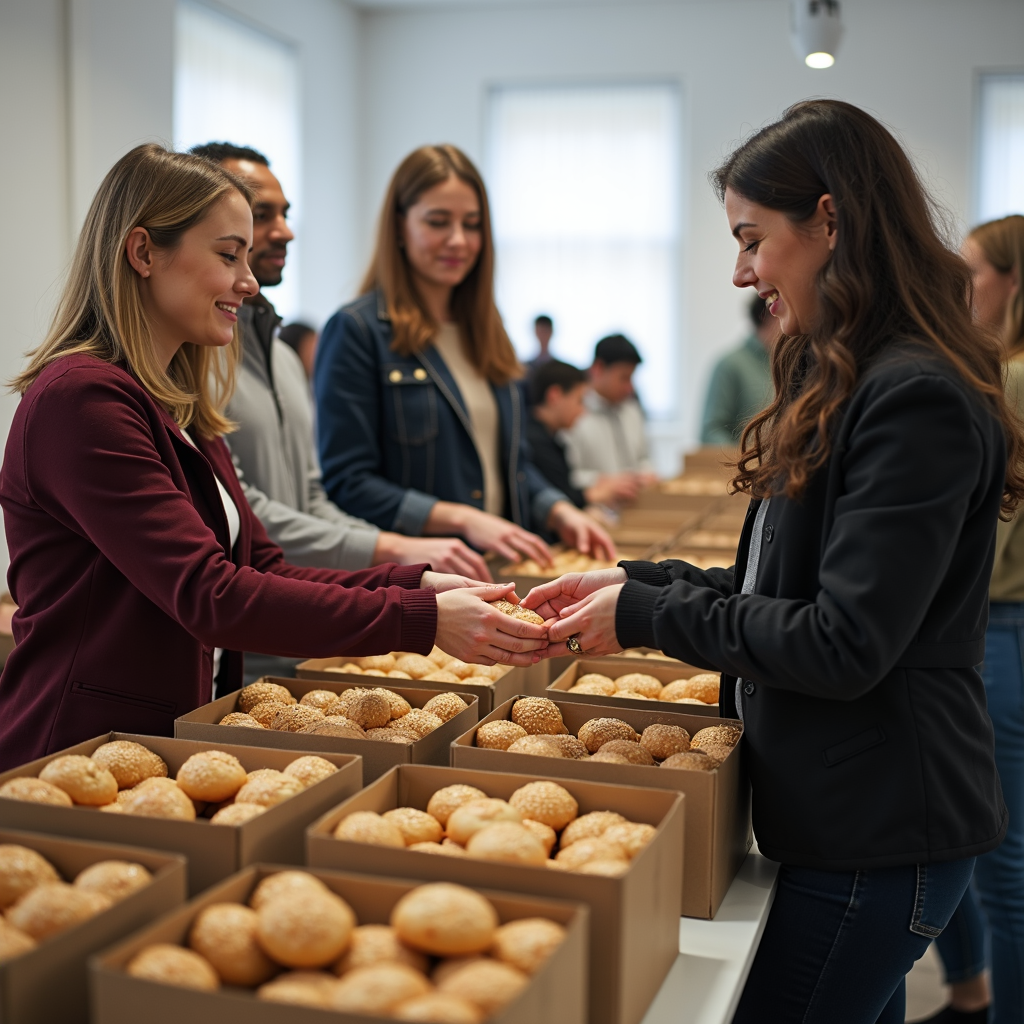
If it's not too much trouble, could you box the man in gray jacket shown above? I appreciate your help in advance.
[192,143,488,681]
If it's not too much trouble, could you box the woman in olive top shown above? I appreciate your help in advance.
[929,214,1024,1024]
[314,145,614,574]
[524,101,1016,1023]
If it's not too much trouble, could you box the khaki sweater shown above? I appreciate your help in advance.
[990,354,1024,601]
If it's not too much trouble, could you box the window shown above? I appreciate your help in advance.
[173,1,302,319]
[487,85,680,416]
[976,72,1024,223]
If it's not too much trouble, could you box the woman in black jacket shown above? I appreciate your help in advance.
[524,100,1021,1023]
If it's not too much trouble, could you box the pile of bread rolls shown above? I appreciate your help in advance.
[474,697,740,772]
[0,740,338,823]
[322,650,507,686]
[333,779,656,878]
[566,670,719,705]
[219,680,469,743]
[0,843,152,962]
[125,872,565,1020]
[508,550,619,578]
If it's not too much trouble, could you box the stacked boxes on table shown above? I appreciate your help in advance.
[452,697,751,920]
[307,764,684,1024]
[175,677,479,782]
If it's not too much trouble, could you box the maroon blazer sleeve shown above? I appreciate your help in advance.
[22,366,436,658]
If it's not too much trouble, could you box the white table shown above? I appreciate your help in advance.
[641,847,779,1024]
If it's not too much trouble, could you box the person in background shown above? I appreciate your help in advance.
[315,144,614,568]
[526,314,554,375]
[527,360,646,509]
[563,334,657,492]
[279,321,317,380]
[525,99,1015,1023]
[926,213,1024,1024]
[0,145,542,769]
[700,292,776,445]
[191,142,489,682]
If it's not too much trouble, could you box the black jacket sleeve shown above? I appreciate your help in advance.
[616,371,994,698]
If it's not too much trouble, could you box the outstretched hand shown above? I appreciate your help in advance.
[434,585,549,667]
[520,567,628,621]
[544,582,625,658]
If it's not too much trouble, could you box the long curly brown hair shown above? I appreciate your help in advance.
[712,100,1024,517]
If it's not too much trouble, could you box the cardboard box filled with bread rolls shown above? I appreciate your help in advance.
[0,734,361,895]
[296,648,551,716]
[451,696,750,920]
[91,863,588,1024]
[306,763,683,1024]
[548,657,721,718]
[0,827,186,1024]
[493,547,651,601]
[175,677,479,783]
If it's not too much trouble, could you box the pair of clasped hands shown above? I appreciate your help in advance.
[420,568,629,667]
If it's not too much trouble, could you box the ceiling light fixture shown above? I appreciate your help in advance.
[791,0,843,69]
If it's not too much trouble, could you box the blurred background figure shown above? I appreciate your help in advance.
[700,293,776,445]
[564,334,657,492]
[279,321,318,381]
[527,360,649,510]
[526,314,554,375]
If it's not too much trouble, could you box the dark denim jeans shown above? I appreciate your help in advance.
[733,858,976,1023]
[934,602,1024,1024]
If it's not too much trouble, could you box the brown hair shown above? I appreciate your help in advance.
[361,144,520,384]
[12,143,254,438]
[969,214,1024,356]
[712,100,1024,516]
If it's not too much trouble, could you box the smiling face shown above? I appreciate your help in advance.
[128,190,258,368]
[400,175,483,299]
[221,158,293,289]
[726,188,837,336]
[962,236,1018,340]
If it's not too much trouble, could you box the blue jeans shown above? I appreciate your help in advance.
[733,858,976,1023]
[934,602,1024,1024]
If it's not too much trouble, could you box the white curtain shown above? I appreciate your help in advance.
[173,1,302,320]
[487,85,680,416]
[977,73,1024,224]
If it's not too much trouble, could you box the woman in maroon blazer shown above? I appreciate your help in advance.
[0,145,546,770]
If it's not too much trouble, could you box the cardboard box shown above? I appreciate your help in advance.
[91,864,589,1024]
[307,764,683,1024]
[0,734,362,895]
[294,662,558,715]
[176,677,479,783]
[0,827,185,1024]
[548,657,721,719]
[452,698,750,920]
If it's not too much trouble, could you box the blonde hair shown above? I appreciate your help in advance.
[361,144,521,385]
[12,143,254,438]
[969,214,1024,358]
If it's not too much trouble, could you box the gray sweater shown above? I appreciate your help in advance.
[226,299,380,570]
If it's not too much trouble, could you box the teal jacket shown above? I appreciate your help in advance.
[700,335,772,445]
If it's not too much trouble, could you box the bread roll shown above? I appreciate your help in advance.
[391,883,499,956]
[508,781,578,830]
[39,755,117,806]
[0,777,72,807]
[91,741,168,789]
[510,697,564,735]
[256,888,356,969]
[329,963,432,1014]
[0,845,60,909]
[74,860,151,902]
[436,959,528,1015]
[126,944,219,991]
[446,799,522,846]
[425,785,487,828]
[283,755,337,788]
[176,750,246,802]
[189,902,277,986]
[249,870,330,910]
[492,917,566,974]
[333,924,429,975]
[7,882,111,939]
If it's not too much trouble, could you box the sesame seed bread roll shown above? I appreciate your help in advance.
[39,755,118,806]
[256,888,356,969]
[189,902,277,986]
[0,845,60,909]
[0,778,73,807]
[391,883,498,957]
[91,741,168,789]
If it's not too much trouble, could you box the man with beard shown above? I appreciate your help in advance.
[191,143,488,682]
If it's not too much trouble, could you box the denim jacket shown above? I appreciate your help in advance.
[314,291,566,536]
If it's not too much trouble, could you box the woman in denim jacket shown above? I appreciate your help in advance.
[315,145,613,575]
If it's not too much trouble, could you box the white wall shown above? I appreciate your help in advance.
[356,0,1024,460]
[0,0,361,579]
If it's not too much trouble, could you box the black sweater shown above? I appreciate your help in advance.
[616,341,1007,869]
[525,413,587,509]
